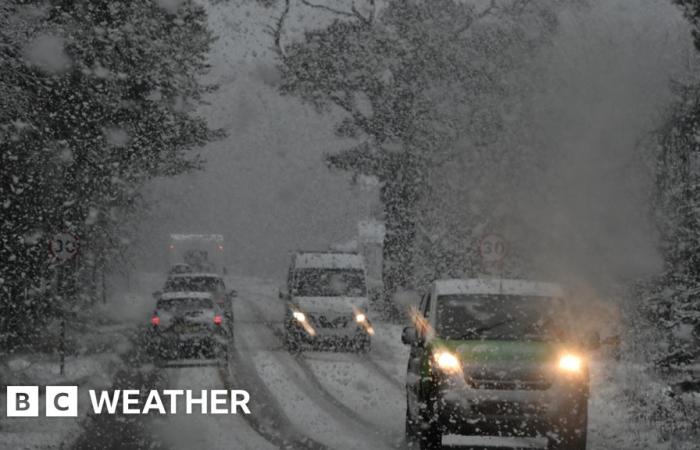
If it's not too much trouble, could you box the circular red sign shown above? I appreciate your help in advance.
[49,232,79,261]
[478,234,507,263]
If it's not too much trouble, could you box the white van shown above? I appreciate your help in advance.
[281,251,373,352]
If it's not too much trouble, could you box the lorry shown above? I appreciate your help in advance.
[168,234,226,275]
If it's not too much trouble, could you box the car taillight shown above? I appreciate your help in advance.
[151,315,160,326]
[214,315,222,325]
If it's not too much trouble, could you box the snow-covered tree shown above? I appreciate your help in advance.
[636,0,700,374]
[270,0,562,298]
[675,0,700,50]
[0,0,218,346]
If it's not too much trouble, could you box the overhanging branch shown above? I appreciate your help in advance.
[300,0,354,17]
[300,0,374,25]
[453,0,498,37]
[268,0,290,57]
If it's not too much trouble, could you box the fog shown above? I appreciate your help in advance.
[133,1,373,277]
[133,0,692,286]
[520,0,693,285]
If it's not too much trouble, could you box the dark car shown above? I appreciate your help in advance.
[158,272,236,319]
[149,292,230,364]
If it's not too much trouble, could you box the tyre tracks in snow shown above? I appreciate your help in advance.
[237,290,399,449]
[357,354,405,393]
[222,327,328,450]
[143,301,326,449]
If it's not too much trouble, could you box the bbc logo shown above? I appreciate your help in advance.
[6,386,78,417]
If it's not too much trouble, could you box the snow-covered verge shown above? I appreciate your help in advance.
[0,272,156,449]
[586,356,700,450]
[574,279,700,450]
[604,281,700,450]
[0,338,126,449]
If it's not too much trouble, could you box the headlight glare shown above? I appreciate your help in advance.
[355,313,366,323]
[433,350,461,373]
[558,354,583,373]
[292,311,306,323]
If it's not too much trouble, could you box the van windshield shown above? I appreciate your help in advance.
[435,294,567,341]
[293,269,367,297]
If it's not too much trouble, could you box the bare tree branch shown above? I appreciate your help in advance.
[300,0,354,18]
[269,0,290,57]
[453,0,498,37]
[350,1,374,25]
[328,91,373,136]
[300,0,374,25]
[368,0,375,23]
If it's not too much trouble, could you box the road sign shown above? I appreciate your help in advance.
[479,233,507,263]
[49,232,79,262]
[49,232,79,376]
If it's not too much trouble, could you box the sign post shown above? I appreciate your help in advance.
[478,233,507,275]
[49,232,79,376]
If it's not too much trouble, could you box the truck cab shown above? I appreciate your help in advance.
[402,278,590,449]
[168,234,226,274]
[281,251,373,352]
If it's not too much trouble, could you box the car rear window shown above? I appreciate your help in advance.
[157,297,214,310]
[163,276,221,292]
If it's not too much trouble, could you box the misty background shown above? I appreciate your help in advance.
[132,0,694,284]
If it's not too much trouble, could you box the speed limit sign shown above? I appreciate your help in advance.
[479,233,507,263]
[49,232,79,262]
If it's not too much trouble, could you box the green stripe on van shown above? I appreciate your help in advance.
[430,338,557,363]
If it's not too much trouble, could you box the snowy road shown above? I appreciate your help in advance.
[140,275,546,449]
[226,276,546,450]
[86,274,668,450]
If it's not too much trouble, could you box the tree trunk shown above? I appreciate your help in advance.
[379,154,420,314]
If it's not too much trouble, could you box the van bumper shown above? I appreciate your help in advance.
[431,382,588,436]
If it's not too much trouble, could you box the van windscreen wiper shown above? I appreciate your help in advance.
[459,318,516,339]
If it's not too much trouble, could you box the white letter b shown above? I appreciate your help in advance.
[7,386,39,417]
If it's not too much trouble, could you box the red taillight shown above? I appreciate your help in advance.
[151,315,160,326]
[214,315,222,325]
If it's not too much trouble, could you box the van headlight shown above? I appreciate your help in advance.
[355,313,367,323]
[292,311,306,323]
[558,353,583,373]
[433,350,461,374]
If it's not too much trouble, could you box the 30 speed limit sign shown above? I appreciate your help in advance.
[49,232,79,262]
[478,233,507,263]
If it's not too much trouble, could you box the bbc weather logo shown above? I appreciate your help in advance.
[7,386,78,417]
[5,386,251,416]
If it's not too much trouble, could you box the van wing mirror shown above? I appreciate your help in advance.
[401,326,418,346]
